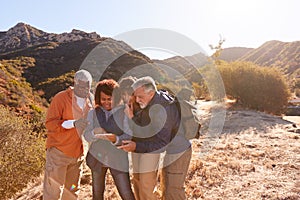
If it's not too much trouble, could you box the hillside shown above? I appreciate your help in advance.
[1,23,299,104]
[0,23,164,102]
[154,53,208,74]
[0,57,46,114]
[240,40,300,76]
[218,41,300,82]
[1,23,299,200]
[162,40,300,78]
[159,41,299,95]
[219,47,253,62]
[218,41,300,77]
[0,22,101,54]
[1,23,299,88]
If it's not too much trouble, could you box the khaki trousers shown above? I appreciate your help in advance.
[131,153,160,200]
[161,147,192,200]
[43,147,83,200]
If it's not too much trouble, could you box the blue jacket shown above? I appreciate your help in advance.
[130,91,180,153]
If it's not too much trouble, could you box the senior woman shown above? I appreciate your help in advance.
[83,79,135,200]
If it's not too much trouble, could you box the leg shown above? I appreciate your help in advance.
[138,171,158,200]
[62,158,83,200]
[161,147,192,200]
[132,173,140,200]
[133,153,160,200]
[110,168,135,200]
[91,166,108,200]
[131,153,141,200]
[43,147,69,200]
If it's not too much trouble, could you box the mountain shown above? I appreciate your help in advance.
[239,40,300,76]
[154,52,208,74]
[1,22,299,105]
[218,47,253,62]
[0,23,163,101]
[1,23,300,200]
[0,22,100,53]
[220,41,300,78]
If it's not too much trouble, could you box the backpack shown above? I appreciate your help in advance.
[174,98,201,139]
[159,90,201,140]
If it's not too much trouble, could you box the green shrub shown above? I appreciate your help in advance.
[0,106,45,199]
[218,61,290,114]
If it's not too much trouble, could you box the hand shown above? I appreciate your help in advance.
[94,133,116,143]
[124,103,134,119]
[118,140,136,152]
[74,118,89,131]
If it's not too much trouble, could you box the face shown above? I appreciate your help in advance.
[74,80,90,98]
[100,91,112,111]
[121,90,134,105]
[134,86,154,109]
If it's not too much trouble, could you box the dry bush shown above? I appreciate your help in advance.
[218,61,290,114]
[0,106,45,199]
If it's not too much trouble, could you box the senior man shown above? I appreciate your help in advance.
[119,76,180,200]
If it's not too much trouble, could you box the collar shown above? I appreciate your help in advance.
[144,91,159,109]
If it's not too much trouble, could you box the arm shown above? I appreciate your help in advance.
[137,104,179,153]
[84,109,121,143]
[113,115,133,146]
[135,126,171,153]
[102,108,134,145]
[120,104,177,153]
[46,92,89,136]
[45,94,67,134]
[83,110,97,143]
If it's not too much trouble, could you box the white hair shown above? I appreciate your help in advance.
[74,69,92,86]
[131,76,157,93]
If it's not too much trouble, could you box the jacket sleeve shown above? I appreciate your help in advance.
[134,104,178,153]
[83,110,97,143]
[114,115,133,146]
[45,94,67,134]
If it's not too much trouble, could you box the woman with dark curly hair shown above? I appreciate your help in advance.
[83,79,135,200]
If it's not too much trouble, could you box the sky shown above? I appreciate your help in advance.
[1,0,299,59]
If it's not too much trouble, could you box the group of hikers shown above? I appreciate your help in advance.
[43,69,197,200]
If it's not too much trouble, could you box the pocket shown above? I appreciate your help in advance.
[166,170,185,189]
[45,148,54,171]
[86,151,98,170]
